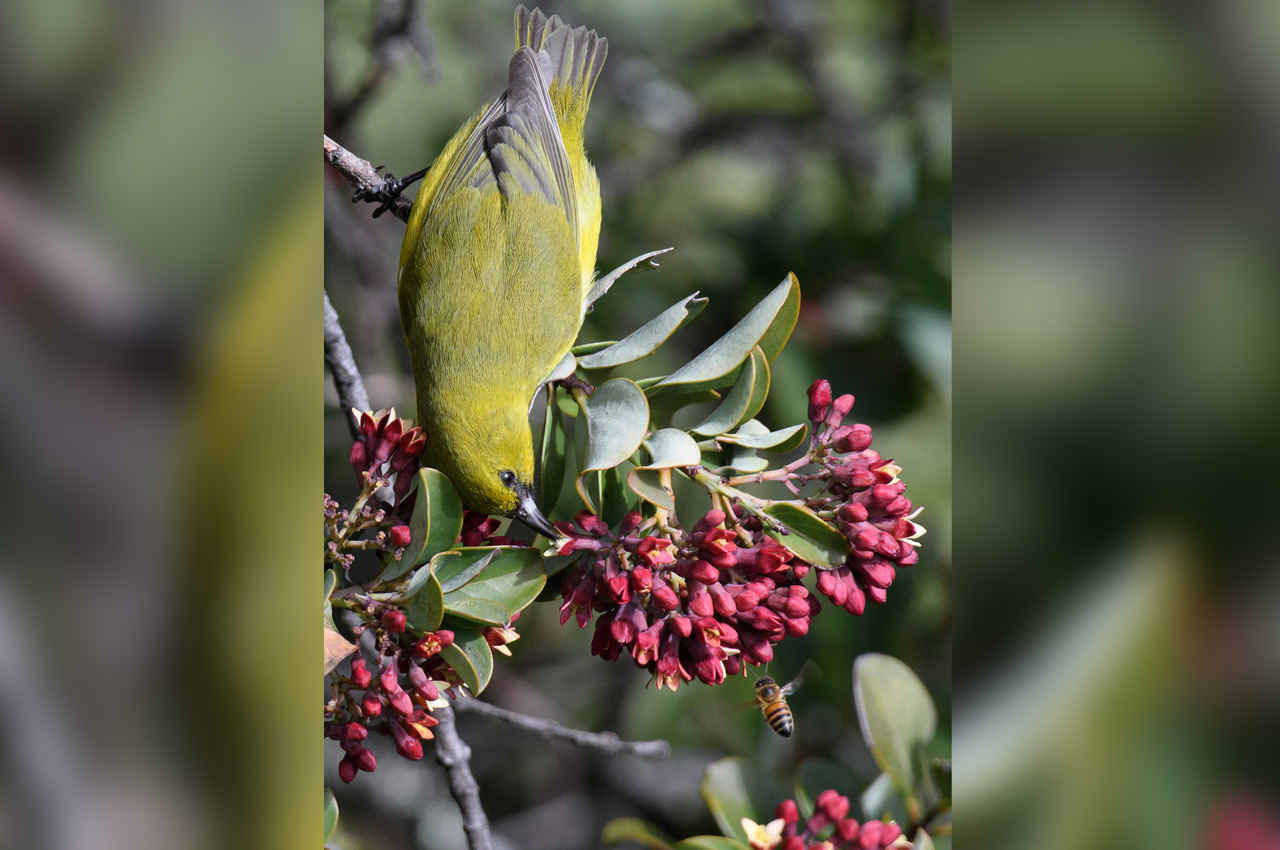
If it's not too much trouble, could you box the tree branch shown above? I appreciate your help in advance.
[433,701,494,850]
[453,698,671,758]
[323,290,371,439]
[323,135,414,223]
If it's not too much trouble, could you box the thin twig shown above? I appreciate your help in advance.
[323,135,414,223]
[453,698,672,758]
[433,701,494,850]
[323,290,371,439]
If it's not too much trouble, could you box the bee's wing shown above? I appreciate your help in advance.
[779,659,822,696]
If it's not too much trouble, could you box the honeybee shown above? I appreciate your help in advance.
[752,662,817,738]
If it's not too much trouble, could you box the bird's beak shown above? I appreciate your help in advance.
[512,487,557,539]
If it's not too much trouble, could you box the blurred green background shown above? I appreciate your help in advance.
[324,1,950,848]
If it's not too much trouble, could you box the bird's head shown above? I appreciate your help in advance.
[431,404,556,539]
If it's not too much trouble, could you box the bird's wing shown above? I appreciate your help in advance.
[482,46,579,244]
[424,93,507,220]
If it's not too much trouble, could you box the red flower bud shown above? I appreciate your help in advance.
[391,721,424,760]
[349,656,372,689]
[832,423,873,453]
[360,692,382,717]
[338,754,358,783]
[783,838,805,850]
[382,609,407,633]
[818,790,850,821]
[836,818,861,841]
[857,820,882,849]
[350,439,369,472]
[389,525,412,549]
[341,721,367,741]
[388,689,413,716]
[340,741,377,773]
[774,799,800,824]
[808,379,832,423]
[652,582,679,611]
[825,393,855,428]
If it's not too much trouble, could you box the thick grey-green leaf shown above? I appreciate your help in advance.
[324,787,339,843]
[402,565,445,632]
[393,468,464,579]
[721,444,769,474]
[691,347,770,436]
[442,597,511,627]
[717,422,808,452]
[626,428,701,510]
[323,569,337,608]
[755,272,800,361]
[602,818,676,850]
[762,502,851,567]
[700,756,786,846]
[431,547,500,593]
[578,292,708,370]
[439,628,494,694]
[574,379,650,512]
[586,247,674,308]
[571,340,618,356]
[855,654,938,803]
[444,546,545,616]
[651,275,798,394]
[544,350,577,383]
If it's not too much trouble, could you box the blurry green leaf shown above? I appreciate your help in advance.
[762,503,850,567]
[323,787,338,843]
[600,463,638,526]
[652,275,799,394]
[443,546,545,616]
[627,429,702,510]
[323,569,337,608]
[402,568,444,632]
[854,654,938,804]
[442,597,511,627]
[392,468,463,579]
[860,773,909,827]
[540,386,568,509]
[691,347,770,436]
[700,756,786,846]
[323,619,357,676]
[602,817,676,850]
[913,830,935,850]
[431,547,500,593]
[574,379,650,512]
[793,758,859,821]
[716,420,808,452]
[930,759,952,810]
[578,292,709,370]
[673,839,751,850]
[586,247,675,308]
[439,628,494,694]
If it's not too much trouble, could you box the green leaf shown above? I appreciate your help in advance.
[323,787,339,843]
[600,464,637,526]
[722,444,768,474]
[860,772,910,827]
[691,347,770,436]
[586,247,675,308]
[578,292,709,370]
[673,839,751,850]
[402,568,445,632]
[602,817,676,850]
[755,272,801,362]
[540,385,568,509]
[439,628,495,694]
[572,340,619,356]
[443,547,546,616]
[574,378,650,512]
[627,429,702,510]
[431,547,501,593]
[652,275,799,394]
[393,468,464,579]
[544,350,577,383]
[854,654,938,805]
[930,759,952,809]
[442,597,511,627]
[762,503,850,567]
[700,756,786,846]
[323,569,337,608]
[913,830,935,850]
[716,421,808,452]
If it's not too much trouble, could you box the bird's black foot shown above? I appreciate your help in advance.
[558,374,596,396]
[352,166,429,218]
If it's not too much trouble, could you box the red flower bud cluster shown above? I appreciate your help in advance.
[350,408,427,511]
[327,628,455,782]
[556,508,820,690]
[459,510,519,546]
[773,790,910,849]
[805,380,923,616]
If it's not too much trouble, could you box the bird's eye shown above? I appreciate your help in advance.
[499,470,516,488]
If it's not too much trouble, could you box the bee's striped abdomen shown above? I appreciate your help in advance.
[763,700,793,737]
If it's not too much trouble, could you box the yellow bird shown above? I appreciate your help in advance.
[397,7,606,536]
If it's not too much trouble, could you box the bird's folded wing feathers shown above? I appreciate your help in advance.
[426,94,507,218]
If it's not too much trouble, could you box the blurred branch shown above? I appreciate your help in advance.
[323,135,414,223]
[324,290,371,438]
[454,698,672,758]
[433,701,494,850]
[328,0,434,130]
